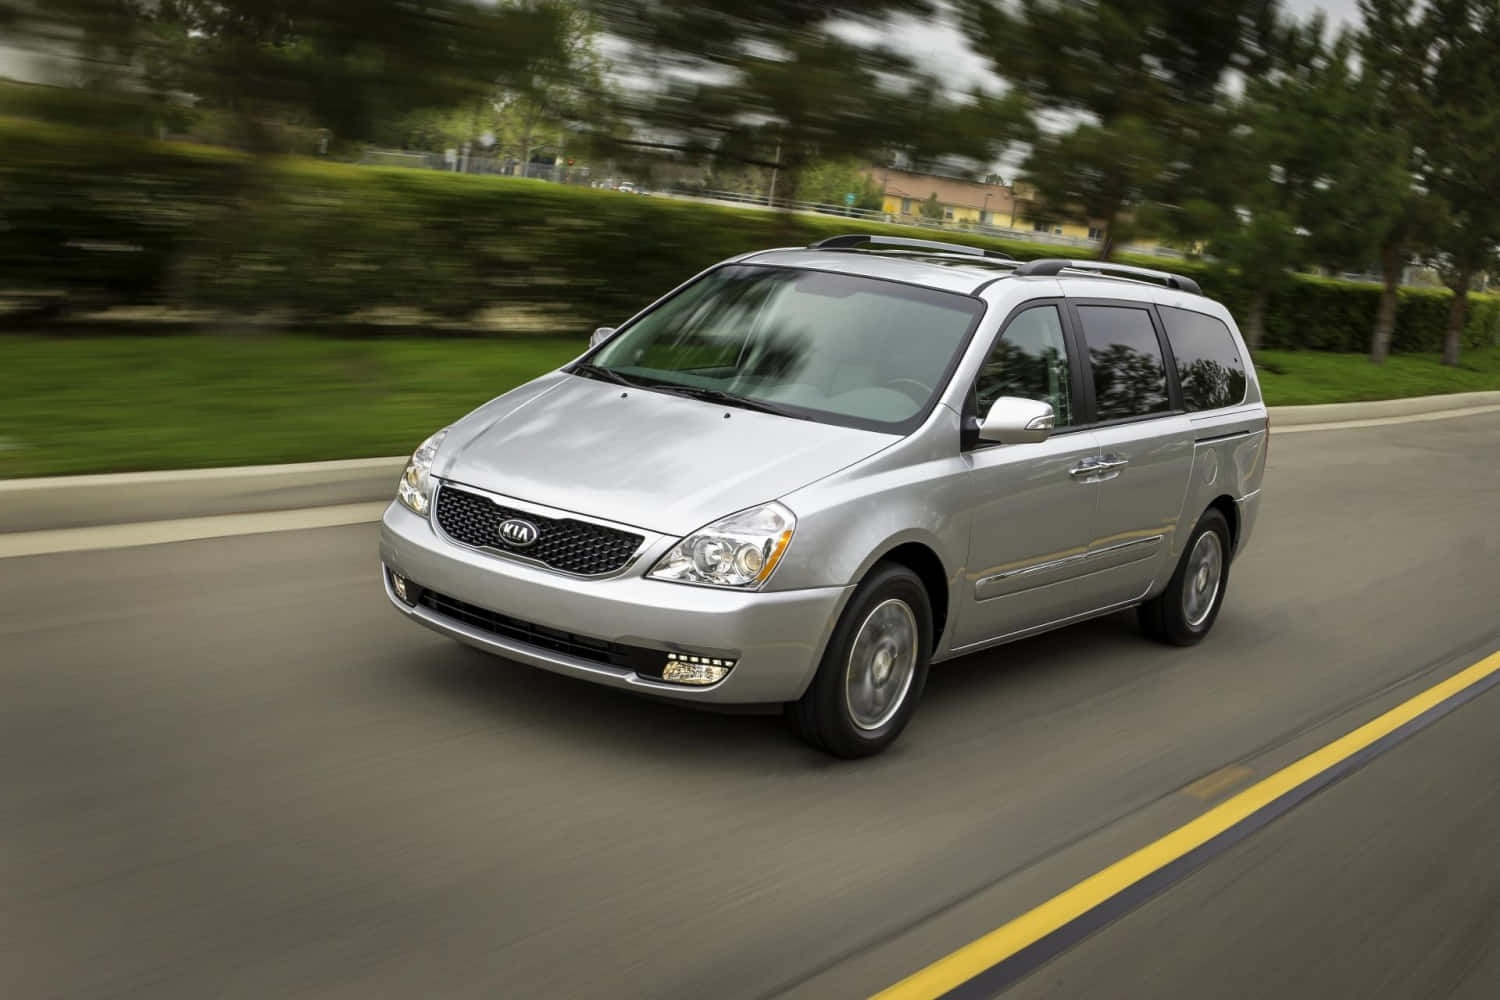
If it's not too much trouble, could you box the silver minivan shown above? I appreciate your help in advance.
[380,236,1267,756]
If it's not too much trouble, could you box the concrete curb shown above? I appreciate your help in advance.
[0,456,405,534]
[1268,390,1500,426]
[3,391,1498,534]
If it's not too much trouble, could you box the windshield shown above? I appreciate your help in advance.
[584,264,985,431]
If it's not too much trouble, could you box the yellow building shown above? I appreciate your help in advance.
[865,168,1107,243]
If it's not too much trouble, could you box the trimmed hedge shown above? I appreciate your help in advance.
[2,116,1497,352]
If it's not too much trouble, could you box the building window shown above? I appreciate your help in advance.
[1088,226,1104,240]
[1053,226,1063,235]
[1032,220,1047,232]
[943,207,955,220]
[901,198,912,214]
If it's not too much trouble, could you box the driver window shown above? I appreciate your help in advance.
[975,305,1073,428]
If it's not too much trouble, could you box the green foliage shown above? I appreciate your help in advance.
[2,117,1496,356]
[796,160,883,209]
[1215,276,1500,354]
[4,0,569,148]
[961,0,1277,258]
[588,0,1002,184]
[919,193,944,220]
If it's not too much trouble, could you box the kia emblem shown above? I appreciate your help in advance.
[498,518,540,548]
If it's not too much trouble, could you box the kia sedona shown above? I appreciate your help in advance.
[380,235,1268,757]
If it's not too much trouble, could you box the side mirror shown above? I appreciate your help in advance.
[589,326,616,348]
[979,397,1054,445]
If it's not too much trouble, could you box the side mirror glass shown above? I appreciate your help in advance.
[979,397,1054,444]
[589,326,616,348]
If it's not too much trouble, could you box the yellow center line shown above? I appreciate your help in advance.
[874,648,1500,1000]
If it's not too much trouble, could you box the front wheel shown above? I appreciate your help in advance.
[1139,509,1231,646]
[789,563,933,758]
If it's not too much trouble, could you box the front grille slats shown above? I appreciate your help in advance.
[417,589,663,676]
[435,484,643,577]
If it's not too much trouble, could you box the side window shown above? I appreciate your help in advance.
[1160,306,1248,411]
[975,305,1073,427]
[1076,305,1170,421]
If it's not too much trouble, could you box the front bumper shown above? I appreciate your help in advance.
[379,501,851,704]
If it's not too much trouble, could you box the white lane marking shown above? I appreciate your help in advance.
[1275,402,1500,434]
[0,456,405,492]
[0,502,388,559]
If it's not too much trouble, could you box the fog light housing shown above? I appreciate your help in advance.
[661,652,735,685]
[390,571,416,606]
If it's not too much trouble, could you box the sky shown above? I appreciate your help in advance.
[894,0,1363,94]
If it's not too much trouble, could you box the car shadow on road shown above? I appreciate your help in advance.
[399,608,1175,767]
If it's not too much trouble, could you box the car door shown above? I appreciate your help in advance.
[954,301,1103,649]
[1068,300,1197,606]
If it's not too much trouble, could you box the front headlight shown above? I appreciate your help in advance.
[396,428,448,515]
[648,502,796,589]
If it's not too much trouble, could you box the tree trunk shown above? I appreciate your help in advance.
[1096,205,1119,261]
[1368,243,1401,364]
[1443,270,1471,367]
[1243,288,1268,352]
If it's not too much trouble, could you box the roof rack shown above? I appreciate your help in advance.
[810,234,1016,261]
[1013,258,1202,295]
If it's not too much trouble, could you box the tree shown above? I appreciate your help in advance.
[960,0,1279,259]
[491,1,611,177]
[137,0,567,150]
[919,193,944,221]
[1414,0,1500,366]
[1207,17,1366,350]
[1345,0,1439,363]
[587,1,1002,198]
[797,160,882,209]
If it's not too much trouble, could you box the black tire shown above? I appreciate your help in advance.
[789,562,933,758]
[1139,508,1232,646]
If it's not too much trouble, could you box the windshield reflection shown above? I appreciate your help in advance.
[589,265,984,430]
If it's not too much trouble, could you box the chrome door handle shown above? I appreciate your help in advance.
[1069,459,1102,478]
[1097,455,1129,471]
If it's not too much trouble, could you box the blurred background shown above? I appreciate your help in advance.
[0,0,1497,477]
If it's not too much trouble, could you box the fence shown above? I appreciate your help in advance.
[670,189,1188,259]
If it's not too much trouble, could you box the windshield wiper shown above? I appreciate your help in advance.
[649,383,801,418]
[571,362,640,388]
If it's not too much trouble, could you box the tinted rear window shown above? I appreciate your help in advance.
[1076,305,1170,421]
[1160,307,1248,411]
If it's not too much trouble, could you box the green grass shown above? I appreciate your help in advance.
[2,335,1496,478]
[1254,346,1500,405]
[0,335,580,478]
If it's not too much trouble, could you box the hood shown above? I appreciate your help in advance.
[436,373,897,535]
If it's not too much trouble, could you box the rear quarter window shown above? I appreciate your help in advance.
[1160,306,1248,411]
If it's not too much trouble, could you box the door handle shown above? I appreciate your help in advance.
[1069,459,1102,478]
[1070,455,1128,483]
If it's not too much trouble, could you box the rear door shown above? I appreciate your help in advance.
[1068,300,1196,606]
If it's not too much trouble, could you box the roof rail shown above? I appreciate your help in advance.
[1013,258,1202,296]
[810,234,1015,261]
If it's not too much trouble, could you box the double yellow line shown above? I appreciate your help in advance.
[876,648,1500,999]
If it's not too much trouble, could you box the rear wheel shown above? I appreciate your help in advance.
[1139,509,1231,646]
[789,563,932,758]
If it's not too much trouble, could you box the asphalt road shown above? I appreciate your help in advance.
[4,412,1499,999]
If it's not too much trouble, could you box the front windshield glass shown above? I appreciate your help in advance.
[586,264,985,431]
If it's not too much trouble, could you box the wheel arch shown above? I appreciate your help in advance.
[864,539,952,651]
